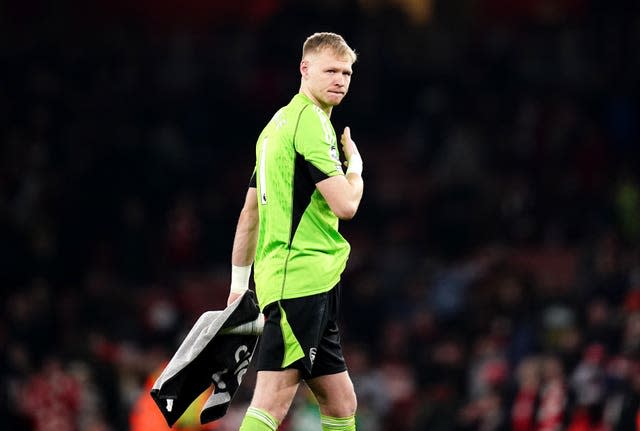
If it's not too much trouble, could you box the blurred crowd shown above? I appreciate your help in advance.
[2,0,640,430]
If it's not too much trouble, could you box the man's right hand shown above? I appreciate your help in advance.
[340,126,362,176]
[341,127,358,161]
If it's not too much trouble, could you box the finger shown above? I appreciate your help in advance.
[343,126,351,141]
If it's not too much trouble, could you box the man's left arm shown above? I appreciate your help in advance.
[227,187,259,305]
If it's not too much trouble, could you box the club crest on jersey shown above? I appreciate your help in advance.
[329,144,343,173]
[329,144,339,162]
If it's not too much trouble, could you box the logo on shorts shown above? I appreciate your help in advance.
[309,347,317,365]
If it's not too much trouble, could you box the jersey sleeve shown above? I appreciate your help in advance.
[294,105,344,183]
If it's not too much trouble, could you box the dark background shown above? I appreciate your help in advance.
[2,1,640,430]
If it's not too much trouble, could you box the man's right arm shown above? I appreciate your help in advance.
[316,173,363,220]
[316,126,364,220]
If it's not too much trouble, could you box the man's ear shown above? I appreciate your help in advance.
[300,60,309,78]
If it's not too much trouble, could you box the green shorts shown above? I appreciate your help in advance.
[254,284,347,379]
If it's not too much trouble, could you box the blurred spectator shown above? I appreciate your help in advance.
[537,355,569,431]
[509,356,542,431]
[17,358,81,431]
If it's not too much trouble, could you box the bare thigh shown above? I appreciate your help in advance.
[249,369,302,423]
[306,371,357,418]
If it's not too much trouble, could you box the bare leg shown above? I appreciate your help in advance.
[248,369,302,424]
[306,371,357,418]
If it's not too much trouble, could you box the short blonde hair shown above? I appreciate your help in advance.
[302,32,357,64]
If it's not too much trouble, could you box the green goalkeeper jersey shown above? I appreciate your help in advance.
[252,93,350,310]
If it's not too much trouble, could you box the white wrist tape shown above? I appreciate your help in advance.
[346,153,363,176]
[230,264,252,293]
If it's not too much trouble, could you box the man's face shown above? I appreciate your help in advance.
[300,48,353,112]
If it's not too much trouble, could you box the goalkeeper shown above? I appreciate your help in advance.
[226,32,364,431]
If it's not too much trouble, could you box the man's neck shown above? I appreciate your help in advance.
[299,88,332,117]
